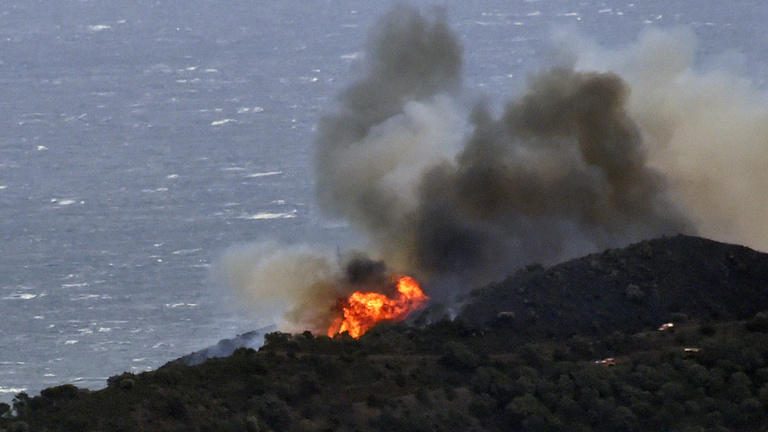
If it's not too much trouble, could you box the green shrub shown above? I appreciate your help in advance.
[505,394,551,427]
[162,396,189,420]
[8,422,29,432]
[40,384,79,400]
[251,394,292,431]
[746,312,768,332]
[440,342,480,371]
[468,394,496,419]
[471,367,514,404]
[415,388,432,407]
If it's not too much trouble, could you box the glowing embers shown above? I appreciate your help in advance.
[327,275,429,339]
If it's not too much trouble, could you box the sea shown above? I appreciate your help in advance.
[1,0,766,401]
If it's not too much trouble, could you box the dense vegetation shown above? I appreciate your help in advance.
[461,235,768,338]
[3,235,768,432]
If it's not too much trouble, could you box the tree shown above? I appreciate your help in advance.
[440,342,480,371]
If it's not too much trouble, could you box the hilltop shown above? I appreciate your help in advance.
[461,234,768,338]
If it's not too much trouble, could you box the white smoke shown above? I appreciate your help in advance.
[214,242,340,332]
[565,28,768,252]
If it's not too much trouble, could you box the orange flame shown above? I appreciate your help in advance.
[327,275,429,339]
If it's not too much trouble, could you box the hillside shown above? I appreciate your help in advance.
[3,235,768,432]
[461,235,768,337]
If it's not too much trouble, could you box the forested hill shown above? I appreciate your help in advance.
[3,235,768,432]
[461,234,768,338]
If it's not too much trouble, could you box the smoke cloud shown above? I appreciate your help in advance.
[314,6,691,289]
[215,242,339,332]
[314,6,467,265]
[218,6,768,332]
[564,28,768,251]
[216,242,400,334]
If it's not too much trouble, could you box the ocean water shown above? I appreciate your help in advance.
[1,0,766,401]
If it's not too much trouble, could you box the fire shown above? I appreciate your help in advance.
[327,275,429,339]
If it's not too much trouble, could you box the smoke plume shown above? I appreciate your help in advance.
[219,6,768,333]
[215,242,339,332]
[314,6,690,289]
[216,241,401,333]
[564,28,768,252]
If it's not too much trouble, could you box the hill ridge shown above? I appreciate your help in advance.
[460,234,768,337]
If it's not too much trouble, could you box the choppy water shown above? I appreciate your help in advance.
[1,0,766,400]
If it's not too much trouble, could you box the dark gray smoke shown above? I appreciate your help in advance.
[344,255,389,287]
[315,5,462,237]
[314,6,692,291]
[411,69,691,285]
[221,6,768,333]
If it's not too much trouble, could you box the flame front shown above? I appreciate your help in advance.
[327,275,429,339]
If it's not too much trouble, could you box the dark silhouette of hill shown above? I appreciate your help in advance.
[3,235,768,432]
[461,235,768,338]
